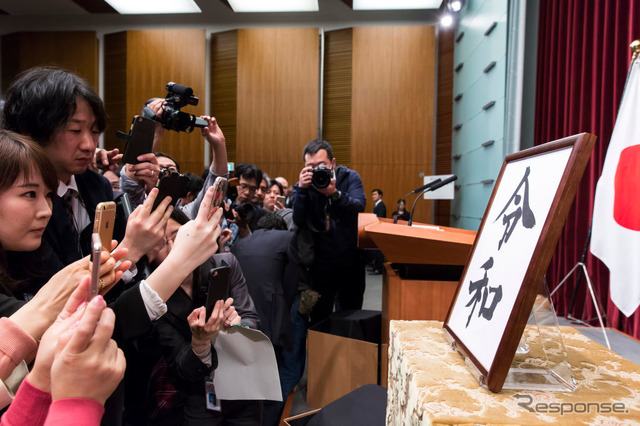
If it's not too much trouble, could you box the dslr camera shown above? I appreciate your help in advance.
[223,200,255,222]
[311,164,333,189]
[145,82,207,133]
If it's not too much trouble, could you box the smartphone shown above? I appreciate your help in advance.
[277,195,286,206]
[212,177,227,208]
[152,170,190,211]
[122,115,156,164]
[205,264,230,319]
[115,192,132,221]
[94,201,117,250]
[90,233,102,299]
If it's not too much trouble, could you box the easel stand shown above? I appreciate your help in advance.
[447,277,577,392]
[550,262,611,349]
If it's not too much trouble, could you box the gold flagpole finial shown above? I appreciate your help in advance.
[631,40,640,62]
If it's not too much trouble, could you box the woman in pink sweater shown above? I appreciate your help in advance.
[1,278,125,426]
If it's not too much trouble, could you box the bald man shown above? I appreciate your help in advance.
[276,177,292,208]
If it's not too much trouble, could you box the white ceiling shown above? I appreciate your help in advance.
[0,0,444,33]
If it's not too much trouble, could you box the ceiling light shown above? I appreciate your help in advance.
[104,0,201,14]
[449,0,462,11]
[440,14,453,27]
[351,0,442,10]
[225,0,319,12]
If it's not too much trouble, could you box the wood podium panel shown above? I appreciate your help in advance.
[381,263,459,343]
[358,213,476,265]
[359,213,476,387]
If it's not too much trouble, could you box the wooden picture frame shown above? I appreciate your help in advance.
[443,133,597,392]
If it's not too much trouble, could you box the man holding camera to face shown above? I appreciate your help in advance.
[292,139,366,326]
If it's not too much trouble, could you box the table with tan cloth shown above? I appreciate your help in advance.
[386,320,640,425]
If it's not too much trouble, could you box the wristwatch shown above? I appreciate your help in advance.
[328,190,341,202]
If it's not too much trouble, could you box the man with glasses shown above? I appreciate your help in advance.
[234,163,262,203]
[228,163,268,239]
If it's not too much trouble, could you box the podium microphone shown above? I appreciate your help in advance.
[398,178,442,202]
[407,175,457,226]
[394,179,443,223]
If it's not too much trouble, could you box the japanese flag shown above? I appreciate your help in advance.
[591,58,640,317]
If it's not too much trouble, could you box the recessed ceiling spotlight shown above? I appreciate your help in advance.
[449,0,462,12]
[440,14,454,27]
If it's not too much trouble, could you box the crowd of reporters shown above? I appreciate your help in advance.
[0,66,367,426]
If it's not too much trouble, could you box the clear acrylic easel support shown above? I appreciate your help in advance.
[500,276,576,391]
[549,262,611,350]
[445,276,577,392]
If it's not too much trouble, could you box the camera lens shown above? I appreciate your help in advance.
[311,166,332,189]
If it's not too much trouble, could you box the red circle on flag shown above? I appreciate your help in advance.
[614,144,640,231]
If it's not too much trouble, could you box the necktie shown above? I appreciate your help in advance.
[62,189,82,255]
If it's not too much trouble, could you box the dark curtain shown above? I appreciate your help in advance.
[535,0,640,338]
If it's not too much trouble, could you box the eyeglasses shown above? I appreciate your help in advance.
[238,183,257,193]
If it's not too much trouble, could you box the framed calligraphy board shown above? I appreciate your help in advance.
[444,133,596,392]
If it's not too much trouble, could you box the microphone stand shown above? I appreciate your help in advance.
[396,179,443,224]
[407,175,457,226]
[407,187,430,226]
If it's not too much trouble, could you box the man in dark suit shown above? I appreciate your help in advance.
[231,213,303,426]
[2,67,122,275]
[371,188,387,218]
[369,189,386,274]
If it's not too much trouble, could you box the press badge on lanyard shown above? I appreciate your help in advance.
[205,373,221,411]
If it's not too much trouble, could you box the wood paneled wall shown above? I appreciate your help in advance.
[104,29,206,174]
[323,28,353,168]
[351,26,436,224]
[435,28,454,226]
[235,28,319,184]
[210,30,238,165]
[1,31,98,92]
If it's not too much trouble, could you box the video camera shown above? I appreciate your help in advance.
[145,82,207,133]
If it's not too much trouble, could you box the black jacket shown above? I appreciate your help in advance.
[292,166,366,267]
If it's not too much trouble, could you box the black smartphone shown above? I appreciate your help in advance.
[205,264,230,319]
[152,170,190,211]
[122,115,155,164]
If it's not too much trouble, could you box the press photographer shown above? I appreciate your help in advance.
[292,138,367,326]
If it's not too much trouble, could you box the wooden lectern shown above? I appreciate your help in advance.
[358,213,476,385]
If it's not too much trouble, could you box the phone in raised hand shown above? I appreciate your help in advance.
[94,201,116,251]
[89,233,102,299]
[209,176,227,220]
[205,264,230,319]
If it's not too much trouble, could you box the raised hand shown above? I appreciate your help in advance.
[118,187,173,265]
[188,301,225,354]
[9,244,130,342]
[124,153,161,194]
[26,278,93,393]
[49,290,126,404]
[93,148,122,172]
[145,186,222,302]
